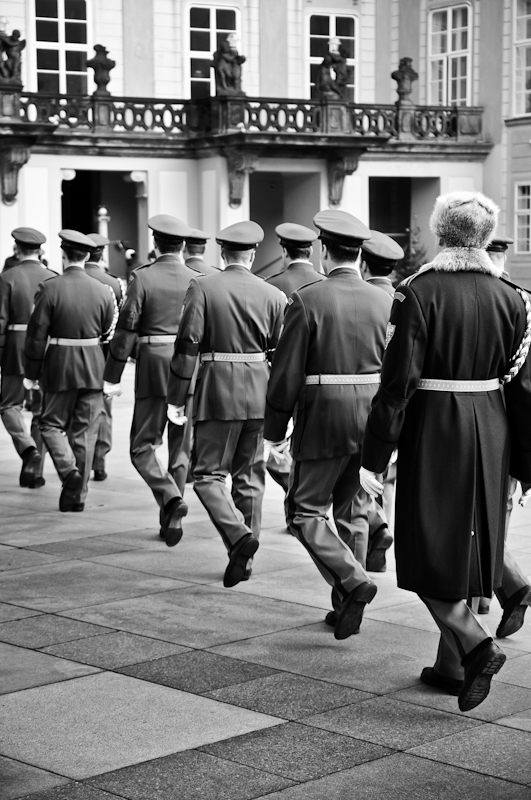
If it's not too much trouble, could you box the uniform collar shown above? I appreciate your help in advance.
[18,258,42,266]
[288,260,314,268]
[224,263,251,272]
[63,265,86,272]
[156,253,183,264]
[328,265,362,278]
[367,276,392,285]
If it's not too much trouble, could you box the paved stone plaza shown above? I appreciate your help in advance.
[2,364,531,800]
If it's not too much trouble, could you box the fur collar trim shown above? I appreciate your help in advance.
[419,247,503,278]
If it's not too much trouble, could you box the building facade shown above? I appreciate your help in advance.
[0,0,527,284]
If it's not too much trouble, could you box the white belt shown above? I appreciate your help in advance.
[201,352,267,362]
[49,337,100,346]
[305,373,381,385]
[417,378,500,392]
[7,324,27,331]
[137,335,176,345]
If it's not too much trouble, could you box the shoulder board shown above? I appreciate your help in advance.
[133,262,153,272]
[266,270,284,281]
[46,269,59,276]
[397,270,424,288]
[500,276,530,296]
[188,266,205,275]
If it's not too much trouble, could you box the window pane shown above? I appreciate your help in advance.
[310,37,330,58]
[346,65,355,85]
[432,32,447,55]
[518,185,531,208]
[310,63,320,84]
[430,58,445,104]
[37,48,59,70]
[190,30,210,51]
[335,16,354,37]
[339,38,354,59]
[216,9,235,30]
[66,50,86,70]
[65,0,86,20]
[452,6,468,29]
[432,10,447,33]
[65,21,87,43]
[217,32,233,49]
[310,15,329,36]
[191,58,211,80]
[37,72,60,92]
[190,7,210,28]
[36,0,58,18]
[66,73,87,93]
[191,80,211,99]
[36,19,59,42]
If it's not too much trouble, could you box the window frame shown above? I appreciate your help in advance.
[514,0,531,116]
[515,181,531,254]
[29,0,93,94]
[428,3,472,107]
[183,2,241,100]
[304,9,359,103]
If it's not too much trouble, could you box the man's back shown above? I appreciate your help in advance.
[266,261,325,296]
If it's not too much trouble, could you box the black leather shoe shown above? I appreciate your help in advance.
[224,534,259,588]
[324,610,338,627]
[496,585,531,638]
[29,476,46,488]
[366,525,393,572]
[72,502,85,512]
[93,469,107,481]
[458,638,506,712]
[334,581,377,640]
[20,447,42,487]
[59,469,83,512]
[161,498,188,547]
[241,568,252,581]
[420,666,463,696]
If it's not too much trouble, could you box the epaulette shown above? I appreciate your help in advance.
[132,262,153,273]
[266,270,284,281]
[189,266,205,275]
[397,270,421,288]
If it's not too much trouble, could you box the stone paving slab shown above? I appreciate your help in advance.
[495,707,531,732]
[88,749,295,800]
[0,754,69,800]
[0,672,284,779]
[0,641,99,695]
[29,537,144,558]
[493,652,531,688]
[16,784,127,800]
[42,631,189,669]
[0,560,188,612]
[0,602,41,623]
[0,544,67,571]
[0,514,149,547]
[0,614,114,649]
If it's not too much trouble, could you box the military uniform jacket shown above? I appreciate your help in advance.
[0,259,57,375]
[25,266,115,391]
[168,264,285,420]
[266,260,325,296]
[85,262,124,307]
[366,276,395,296]
[104,254,200,398]
[361,262,531,600]
[265,268,393,460]
[185,256,220,276]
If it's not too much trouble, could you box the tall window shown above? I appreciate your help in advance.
[429,5,471,106]
[35,0,88,93]
[308,14,357,101]
[515,0,531,115]
[188,6,238,99]
[516,183,531,252]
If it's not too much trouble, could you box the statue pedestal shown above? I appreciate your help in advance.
[0,83,22,123]
[395,101,417,142]
[321,101,351,135]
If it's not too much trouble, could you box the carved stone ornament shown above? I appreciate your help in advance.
[392,57,418,105]
[0,145,30,204]
[327,155,359,207]
[87,44,116,96]
[225,149,260,208]
[212,35,246,97]
[0,24,25,87]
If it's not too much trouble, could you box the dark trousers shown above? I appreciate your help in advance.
[93,394,113,471]
[130,395,191,510]
[40,389,103,502]
[193,419,266,551]
[0,373,41,458]
[285,454,370,613]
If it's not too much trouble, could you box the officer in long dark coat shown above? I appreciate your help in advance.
[85,233,123,483]
[0,228,56,488]
[183,228,220,275]
[361,192,531,711]
[265,211,393,640]
[167,221,285,587]
[24,230,116,512]
[104,215,200,545]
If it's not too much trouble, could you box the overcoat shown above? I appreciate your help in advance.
[266,260,325,296]
[167,264,285,420]
[362,250,531,599]
[104,254,200,398]
[0,258,56,374]
[366,276,395,297]
[265,268,392,460]
[25,267,115,391]
[85,262,124,307]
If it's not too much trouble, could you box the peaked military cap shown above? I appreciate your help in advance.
[275,223,317,248]
[59,229,96,252]
[362,230,404,266]
[486,234,514,253]
[313,210,371,247]
[148,214,191,243]
[216,221,264,250]
[11,227,46,246]
[186,227,210,244]
[88,233,110,247]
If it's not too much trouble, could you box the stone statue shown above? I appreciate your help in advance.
[211,35,246,96]
[315,38,348,101]
[0,29,25,84]
[392,57,418,105]
[86,44,115,96]
[331,43,349,100]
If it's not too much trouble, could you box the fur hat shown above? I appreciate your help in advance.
[430,191,499,249]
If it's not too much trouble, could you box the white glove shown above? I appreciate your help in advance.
[519,483,531,507]
[23,378,39,390]
[103,381,122,398]
[263,439,283,462]
[167,404,187,426]
[359,466,384,498]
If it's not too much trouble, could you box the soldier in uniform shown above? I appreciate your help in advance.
[104,215,199,545]
[24,230,116,512]
[167,221,285,587]
[361,192,531,711]
[85,233,123,482]
[266,223,324,296]
[183,228,220,275]
[0,228,56,488]
[265,211,392,639]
